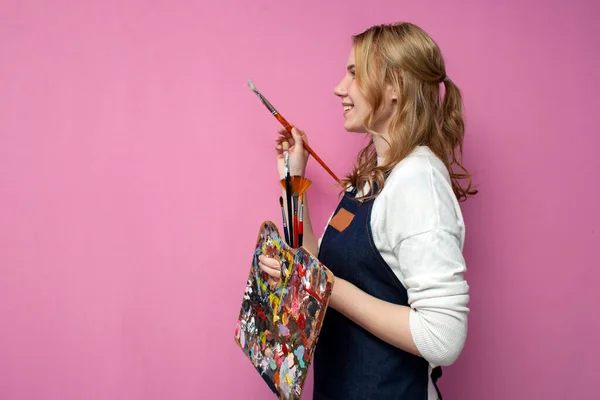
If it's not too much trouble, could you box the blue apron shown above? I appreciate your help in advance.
[313,187,442,399]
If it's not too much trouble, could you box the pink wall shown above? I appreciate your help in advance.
[1,0,598,399]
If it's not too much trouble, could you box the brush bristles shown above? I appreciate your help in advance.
[280,176,312,195]
[247,79,258,94]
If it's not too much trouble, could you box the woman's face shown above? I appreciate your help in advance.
[334,47,367,133]
[334,47,397,135]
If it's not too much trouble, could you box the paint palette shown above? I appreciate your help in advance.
[235,221,334,399]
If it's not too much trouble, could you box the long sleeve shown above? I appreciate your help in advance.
[371,147,470,367]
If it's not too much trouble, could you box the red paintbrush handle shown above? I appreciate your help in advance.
[274,113,341,184]
[303,141,341,184]
[275,113,294,133]
[294,215,299,248]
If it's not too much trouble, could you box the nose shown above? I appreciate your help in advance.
[334,78,348,98]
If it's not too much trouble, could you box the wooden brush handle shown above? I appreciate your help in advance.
[302,142,340,184]
[275,113,341,184]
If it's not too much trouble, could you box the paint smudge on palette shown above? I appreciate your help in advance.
[235,221,334,399]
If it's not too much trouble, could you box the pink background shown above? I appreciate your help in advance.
[1,0,599,399]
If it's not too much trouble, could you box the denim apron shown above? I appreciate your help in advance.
[313,186,442,399]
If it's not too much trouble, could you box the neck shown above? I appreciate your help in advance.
[370,112,394,163]
[372,132,390,164]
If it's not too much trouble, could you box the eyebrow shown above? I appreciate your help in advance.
[347,64,355,71]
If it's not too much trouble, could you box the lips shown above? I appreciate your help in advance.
[343,103,354,113]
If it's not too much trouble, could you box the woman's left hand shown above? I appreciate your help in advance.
[258,254,282,289]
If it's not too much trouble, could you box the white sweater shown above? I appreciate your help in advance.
[319,146,469,398]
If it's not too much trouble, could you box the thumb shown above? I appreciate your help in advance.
[291,127,307,148]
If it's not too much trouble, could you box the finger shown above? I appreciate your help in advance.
[259,262,281,278]
[259,255,281,268]
[259,264,281,278]
[275,137,289,145]
[291,127,307,145]
[277,129,294,142]
[275,137,294,147]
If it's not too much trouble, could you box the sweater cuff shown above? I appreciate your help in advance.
[409,309,437,367]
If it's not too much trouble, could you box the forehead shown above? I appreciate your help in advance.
[346,46,355,66]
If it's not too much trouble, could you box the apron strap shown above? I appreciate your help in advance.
[431,366,443,400]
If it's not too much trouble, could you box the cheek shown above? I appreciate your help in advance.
[347,84,357,98]
[348,87,364,108]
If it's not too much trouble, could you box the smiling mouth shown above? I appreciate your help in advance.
[343,105,354,113]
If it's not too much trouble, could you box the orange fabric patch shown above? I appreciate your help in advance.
[328,208,355,232]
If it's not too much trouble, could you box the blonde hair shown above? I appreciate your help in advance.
[342,22,477,202]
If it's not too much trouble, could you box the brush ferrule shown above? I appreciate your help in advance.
[284,151,290,176]
[258,93,278,115]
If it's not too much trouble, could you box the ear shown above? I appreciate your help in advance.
[386,83,398,103]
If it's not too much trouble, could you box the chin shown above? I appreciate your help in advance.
[343,120,362,133]
[344,124,366,134]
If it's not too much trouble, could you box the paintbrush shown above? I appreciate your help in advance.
[282,142,294,247]
[279,196,290,245]
[247,79,341,184]
[298,193,304,247]
[292,192,299,248]
[279,176,312,248]
[279,176,312,196]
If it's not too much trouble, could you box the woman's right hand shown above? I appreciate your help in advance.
[275,126,310,180]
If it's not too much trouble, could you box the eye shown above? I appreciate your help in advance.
[349,70,356,79]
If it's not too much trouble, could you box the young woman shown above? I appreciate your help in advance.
[258,22,476,400]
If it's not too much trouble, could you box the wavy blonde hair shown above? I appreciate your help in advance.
[342,22,477,202]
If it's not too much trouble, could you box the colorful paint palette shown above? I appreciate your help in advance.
[235,221,334,399]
